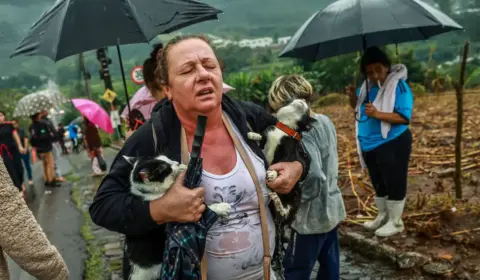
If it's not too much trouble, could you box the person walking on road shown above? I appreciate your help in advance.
[29,112,60,187]
[0,111,26,194]
[12,119,34,186]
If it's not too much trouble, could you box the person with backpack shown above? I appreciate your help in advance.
[68,123,79,153]
[29,112,59,187]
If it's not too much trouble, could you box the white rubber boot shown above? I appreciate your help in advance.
[375,199,406,237]
[363,196,388,230]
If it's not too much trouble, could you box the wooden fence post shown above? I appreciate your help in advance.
[454,41,470,199]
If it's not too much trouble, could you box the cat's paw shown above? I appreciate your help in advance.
[178,164,188,172]
[247,132,262,141]
[209,203,231,217]
[266,170,278,182]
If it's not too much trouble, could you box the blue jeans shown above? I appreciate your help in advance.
[283,227,340,280]
[21,151,33,180]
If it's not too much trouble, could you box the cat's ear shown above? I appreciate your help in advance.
[123,155,135,165]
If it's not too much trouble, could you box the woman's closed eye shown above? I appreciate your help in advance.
[203,63,216,69]
[180,67,193,75]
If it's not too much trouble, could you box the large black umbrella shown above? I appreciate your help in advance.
[11,0,221,115]
[279,0,463,61]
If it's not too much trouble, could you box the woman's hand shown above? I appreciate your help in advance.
[266,161,303,194]
[126,129,134,139]
[365,102,378,118]
[149,172,206,224]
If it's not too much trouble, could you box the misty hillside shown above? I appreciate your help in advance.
[0,0,333,76]
[0,0,477,78]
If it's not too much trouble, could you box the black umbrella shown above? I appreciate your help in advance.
[161,115,218,279]
[279,0,463,61]
[11,0,222,115]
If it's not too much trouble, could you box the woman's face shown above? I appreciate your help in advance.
[365,63,389,85]
[164,39,223,115]
[0,112,4,123]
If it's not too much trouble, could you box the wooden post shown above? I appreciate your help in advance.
[454,41,470,199]
[79,52,92,99]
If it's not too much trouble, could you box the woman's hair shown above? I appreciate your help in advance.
[0,110,5,116]
[360,46,391,75]
[268,75,313,112]
[143,43,163,90]
[128,109,146,128]
[30,112,41,121]
[156,34,214,85]
[83,116,91,126]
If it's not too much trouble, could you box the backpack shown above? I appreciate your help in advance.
[30,121,53,147]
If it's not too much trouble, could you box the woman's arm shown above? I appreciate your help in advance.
[0,159,69,280]
[370,109,409,124]
[89,123,204,235]
[365,80,413,125]
[12,130,25,154]
[23,137,29,150]
[89,126,162,235]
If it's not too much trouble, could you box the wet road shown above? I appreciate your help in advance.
[7,153,86,280]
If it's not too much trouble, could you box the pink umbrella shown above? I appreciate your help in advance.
[121,82,235,120]
[71,98,114,134]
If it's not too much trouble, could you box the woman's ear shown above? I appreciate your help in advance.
[163,85,173,101]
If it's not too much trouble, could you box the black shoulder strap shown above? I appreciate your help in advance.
[150,111,163,155]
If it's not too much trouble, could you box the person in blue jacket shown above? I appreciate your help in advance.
[346,46,413,237]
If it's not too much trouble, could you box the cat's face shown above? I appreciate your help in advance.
[275,99,311,132]
[123,155,182,200]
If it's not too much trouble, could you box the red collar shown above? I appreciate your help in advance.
[276,121,301,141]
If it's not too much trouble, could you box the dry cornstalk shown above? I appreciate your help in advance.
[432,227,480,238]
[410,149,480,158]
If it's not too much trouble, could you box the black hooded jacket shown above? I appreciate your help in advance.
[89,94,308,236]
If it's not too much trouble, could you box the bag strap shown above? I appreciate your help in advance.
[222,114,271,280]
[179,115,271,280]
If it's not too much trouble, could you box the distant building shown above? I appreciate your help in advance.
[277,36,291,45]
[238,37,274,49]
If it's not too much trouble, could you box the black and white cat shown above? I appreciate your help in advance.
[122,155,231,280]
[248,99,312,225]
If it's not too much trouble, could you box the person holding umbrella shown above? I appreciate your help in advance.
[83,116,105,176]
[346,46,413,237]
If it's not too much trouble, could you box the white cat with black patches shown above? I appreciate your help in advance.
[123,155,231,280]
[248,99,312,225]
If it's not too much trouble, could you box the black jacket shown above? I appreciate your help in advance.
[89,94,307,236]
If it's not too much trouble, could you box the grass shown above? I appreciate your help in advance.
[71,184,82,208]
[84,243,105,280]
[70,176,106,280]
[66,173,82,183]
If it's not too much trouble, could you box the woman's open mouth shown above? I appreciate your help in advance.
[197,88,214,96]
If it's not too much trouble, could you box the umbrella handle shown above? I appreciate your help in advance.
[116,40,132,128]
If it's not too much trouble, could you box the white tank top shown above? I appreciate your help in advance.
[200,121,276,280]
